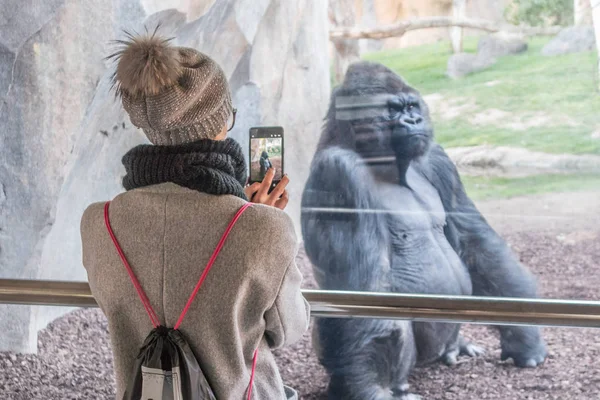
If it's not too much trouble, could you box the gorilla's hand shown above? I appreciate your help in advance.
[500,326,547,368]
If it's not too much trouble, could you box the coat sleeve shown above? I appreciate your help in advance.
[263,257,311,349]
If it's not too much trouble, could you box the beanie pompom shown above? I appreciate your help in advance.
[109,29,182,98]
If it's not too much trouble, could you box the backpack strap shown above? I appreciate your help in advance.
[104,200,259,398]
[247,348,259,400]
[104,202,160,327]
[173,202,252,329]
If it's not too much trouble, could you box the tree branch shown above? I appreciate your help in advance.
[329,17,563,40]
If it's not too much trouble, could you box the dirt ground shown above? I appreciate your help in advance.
[1,191,599,399]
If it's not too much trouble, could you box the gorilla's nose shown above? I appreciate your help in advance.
[399,115,423,128]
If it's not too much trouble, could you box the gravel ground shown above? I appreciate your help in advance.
[1,229,599,399]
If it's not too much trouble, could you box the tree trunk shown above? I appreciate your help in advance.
[329,0,361,84]
[592,0,600,91]
[575,0,593,25]
[450,0,467,53]
[329,17,562,40]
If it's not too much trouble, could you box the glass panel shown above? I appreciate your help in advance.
[276,326,600,399]
[0,307,597,399]
[0,0,599,399]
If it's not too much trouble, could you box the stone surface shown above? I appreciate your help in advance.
[541,26,596,56]
[446,145,600,177]
[446,31,528,79]
[0,0,330,353]
[0,0,148,354]
[477,32,528,58]
[330,0,361,84]
[446,52,497,79]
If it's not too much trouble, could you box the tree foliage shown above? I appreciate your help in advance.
[504,0,574,27]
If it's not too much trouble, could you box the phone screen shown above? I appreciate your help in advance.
[249,127,284,183]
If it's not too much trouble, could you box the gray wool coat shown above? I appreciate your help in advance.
[80,183,310,399]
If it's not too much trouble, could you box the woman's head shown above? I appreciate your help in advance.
[261,151,269,159]
[109,29,233,144]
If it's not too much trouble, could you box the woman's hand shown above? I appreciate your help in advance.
[244,168,289,210]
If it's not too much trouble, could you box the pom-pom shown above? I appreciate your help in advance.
[108,27,182,97]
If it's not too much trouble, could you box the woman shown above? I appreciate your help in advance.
[80,32,309,399]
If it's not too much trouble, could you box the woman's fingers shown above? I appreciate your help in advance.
[247,169,290,209]
[255,168,275,200]
[244,182,261,200]
[267,175,289,204]
[274,190,289,210]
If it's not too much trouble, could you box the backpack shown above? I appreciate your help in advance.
[104,201,257,400]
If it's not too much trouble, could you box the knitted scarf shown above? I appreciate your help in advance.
[121,138,248,200]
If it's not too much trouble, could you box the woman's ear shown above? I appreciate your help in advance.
[213,124,228,140]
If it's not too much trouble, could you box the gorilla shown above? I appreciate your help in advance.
[300,61,547,400]
[260,150,273,180]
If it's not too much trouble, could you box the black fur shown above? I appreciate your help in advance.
[301,61,547,399]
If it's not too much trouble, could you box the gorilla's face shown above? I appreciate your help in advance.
[332,61,433,162]
[386,91,433,160]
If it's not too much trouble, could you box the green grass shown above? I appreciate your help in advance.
[363,36,600,155]
[462,173,600,200]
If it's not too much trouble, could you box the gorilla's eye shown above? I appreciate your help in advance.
[388,102,402,119]
[406,102,419,113]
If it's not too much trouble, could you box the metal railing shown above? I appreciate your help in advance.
[1,279,600,328]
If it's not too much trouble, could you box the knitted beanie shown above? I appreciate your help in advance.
[109,31,233,145]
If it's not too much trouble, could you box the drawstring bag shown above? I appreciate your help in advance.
[104,201,258,400]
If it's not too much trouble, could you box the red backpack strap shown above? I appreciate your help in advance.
[173,202,252,329]
[104,202,160,327]
[105,201,258,397]
[247,348,259,400]
[170,201,258,399]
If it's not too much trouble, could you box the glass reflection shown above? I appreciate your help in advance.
[0,0,599,399]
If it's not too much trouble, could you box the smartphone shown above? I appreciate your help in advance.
[248,126,284,191]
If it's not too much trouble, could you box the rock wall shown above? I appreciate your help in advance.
[330,0,361,83]
[0,0,330,353]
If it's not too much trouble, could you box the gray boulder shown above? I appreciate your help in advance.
[447,52,497,79]
[478,32,528,58]
[542,26,596,56]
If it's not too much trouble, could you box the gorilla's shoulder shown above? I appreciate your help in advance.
[426,143,453,164]
[416,144,458,177]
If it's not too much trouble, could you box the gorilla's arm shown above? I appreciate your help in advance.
[414,144,547,367]
[301,147,389,292]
